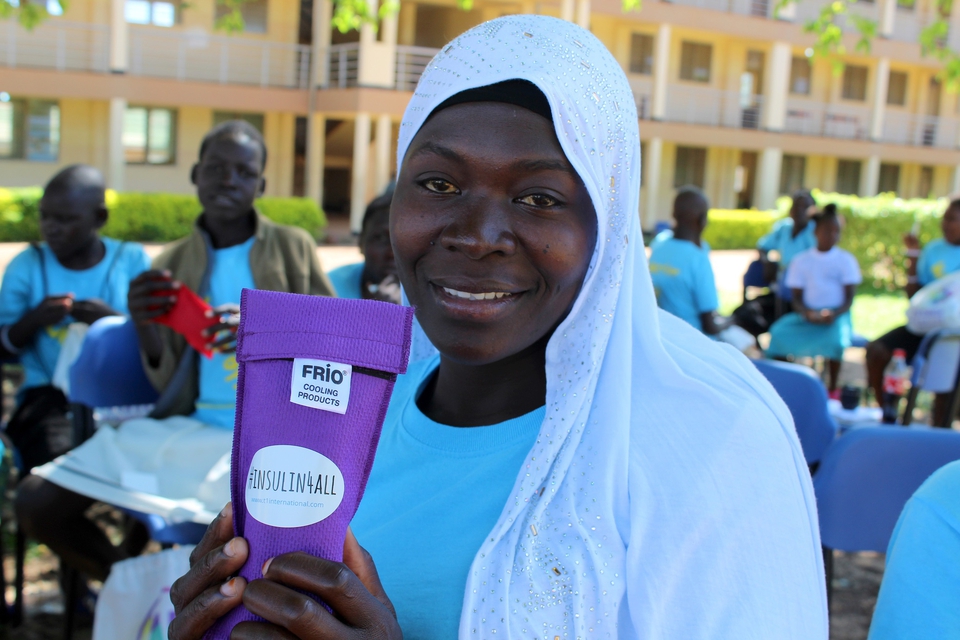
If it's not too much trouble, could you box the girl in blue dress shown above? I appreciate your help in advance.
[767,204,863,394]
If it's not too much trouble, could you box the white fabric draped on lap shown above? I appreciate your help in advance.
[398,15,828,639]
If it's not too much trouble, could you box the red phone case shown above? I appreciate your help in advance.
[154,285,220,358]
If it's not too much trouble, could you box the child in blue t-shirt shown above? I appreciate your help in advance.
[767,205,862,395]
[649,187,726,335]
[0,165,150,392]
[327,193,399,302]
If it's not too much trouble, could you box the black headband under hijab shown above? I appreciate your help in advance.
[428,79,553,123]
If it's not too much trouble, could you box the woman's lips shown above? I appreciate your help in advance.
[430,282,524,320]
[441,287,514,301]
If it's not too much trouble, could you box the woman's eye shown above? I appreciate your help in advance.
[421,179,459,194]
[517,194,560,207]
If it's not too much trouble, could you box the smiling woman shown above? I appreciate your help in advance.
[169,15,828,640]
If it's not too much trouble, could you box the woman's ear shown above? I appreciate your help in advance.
[258,177,267,198]
[94,204,108,230]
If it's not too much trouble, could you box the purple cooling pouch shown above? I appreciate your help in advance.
[205,289,413,638]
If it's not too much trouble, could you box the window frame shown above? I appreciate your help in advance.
[779,154,806,195]
[629,33,654,76]
[215,0,268,34]
[0,97,60,162]
[679,41,712,84]
[878,163,901,194]
[886,70,908,107]
[124,0,179,27]
[789,56,812,95]
[836,159,862,195]
[842,65,869,101]
[674,146,707,189]
[123,106,178,166]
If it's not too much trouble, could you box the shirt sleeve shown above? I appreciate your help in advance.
[842,253,863,286]
[693,252,719,314]
[757,221,782,252]
[868,494,960,639]
[917,245,935,286]
[784,255,805,290]
[0,250,38,327]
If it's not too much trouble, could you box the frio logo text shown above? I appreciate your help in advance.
[301,363,346,384]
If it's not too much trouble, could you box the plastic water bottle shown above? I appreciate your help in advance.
[881,349,910,424]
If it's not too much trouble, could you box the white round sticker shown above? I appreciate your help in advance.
[245,445,345,528]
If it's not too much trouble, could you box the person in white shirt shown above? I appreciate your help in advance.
[767,204,863,395]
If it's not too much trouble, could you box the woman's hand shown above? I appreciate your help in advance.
[71,298,118,325]
[203,304,241,353]
[169,503,249,640]
[231,528,401,640]
[127,270,179,326]
[904,232,921,253]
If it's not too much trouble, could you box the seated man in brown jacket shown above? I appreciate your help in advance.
[16,120,334,583]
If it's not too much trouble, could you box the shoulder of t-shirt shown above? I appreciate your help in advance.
[923,238,949,255]
[3,245,42,282]
[910,460,960,535]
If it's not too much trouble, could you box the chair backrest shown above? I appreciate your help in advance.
[653,221,671,235]
[742,259,767,290]
[752,359,838,464]
[814,426,960,552]
[68,316,159,408]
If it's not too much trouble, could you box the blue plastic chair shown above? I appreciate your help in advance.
[653,221,671,235]
[752,359,838,467]
[68,317,206,544]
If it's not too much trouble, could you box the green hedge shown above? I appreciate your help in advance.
[0,188,327,243]
[692,191,951,292]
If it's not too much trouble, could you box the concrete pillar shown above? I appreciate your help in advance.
[762,42,790,131]
[951,164,960,196]
[642,137,662,230]
[312,0,332,87]
[575,0,590,29]
[880,0,896,37]
[870,57,890,141]
[350,113,372,233]
[561,0,575,23]
[109,0,128,72]
[862,155,881,196]
[754,147,782,210]
[108,97,126,190]
[357,0,396,88]
[651,24,671,120]
[306,113,325,207]
[398,2,416,45]
[374,114,392,195]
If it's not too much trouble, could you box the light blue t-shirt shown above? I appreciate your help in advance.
[326,262,364,299]
[351,358,544,639]
[757,218,817,272]
[868,460,960,639]
[0,238,151,391]
[650,229,711,253]
[916,238,960,286]
[190,237,256,429]
[649,237,719,332]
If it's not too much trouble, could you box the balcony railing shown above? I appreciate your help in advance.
[326,42,359,88]
[128,27,310,88]
[395,45,437,91]
[664,85,765,129]
[784,99,872,139]
[666,0,770,18]
[629,77,653,119]
[882,111,959,148]
[0,19,108,73]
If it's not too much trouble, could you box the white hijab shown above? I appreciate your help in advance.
[397,15,827,639]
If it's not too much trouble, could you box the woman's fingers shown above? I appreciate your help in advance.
[190,503,235,564]
[168,577,247,640]
[171,505,246,614]
[248,551,400,636]
[230,621,300,640]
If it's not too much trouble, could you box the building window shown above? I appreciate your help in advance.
[919,165,934,198]
[836,159,862,195]
[0,97,59,162]
[790,56,811,95]
[878,163,901,194]
[216,0,267,33]
[842,65,868,101]
[886,71,908,106]
[125,0,177,26]
[213,111,265,132]
[780,155,806,195]
[124,107,177,165]
[674,146,706,188]
[679,42,712,83]
[629,34,654,75]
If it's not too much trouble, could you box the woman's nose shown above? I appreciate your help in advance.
[439,198,517,259]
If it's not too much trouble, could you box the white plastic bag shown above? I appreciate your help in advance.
[92,545,194,640]
[51,322,88,395]
[907,271,960,335]
[718,324,756,353]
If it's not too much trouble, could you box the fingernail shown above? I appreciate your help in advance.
[220,502,231,518]
[261,557,273,576]
[220,578,238,597]
[224,538,238,557]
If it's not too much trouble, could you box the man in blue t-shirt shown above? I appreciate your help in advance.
[866,200,960,424]
[756,189,817,282]
[327,193,398,302]
[0,166,150,469]
[649,187,727,335]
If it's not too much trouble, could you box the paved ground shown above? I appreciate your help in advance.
[0,243,881,639]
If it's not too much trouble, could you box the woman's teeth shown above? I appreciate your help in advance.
[442,287,513,301]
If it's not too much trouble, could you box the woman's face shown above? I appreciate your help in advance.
[392,101,598,366]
